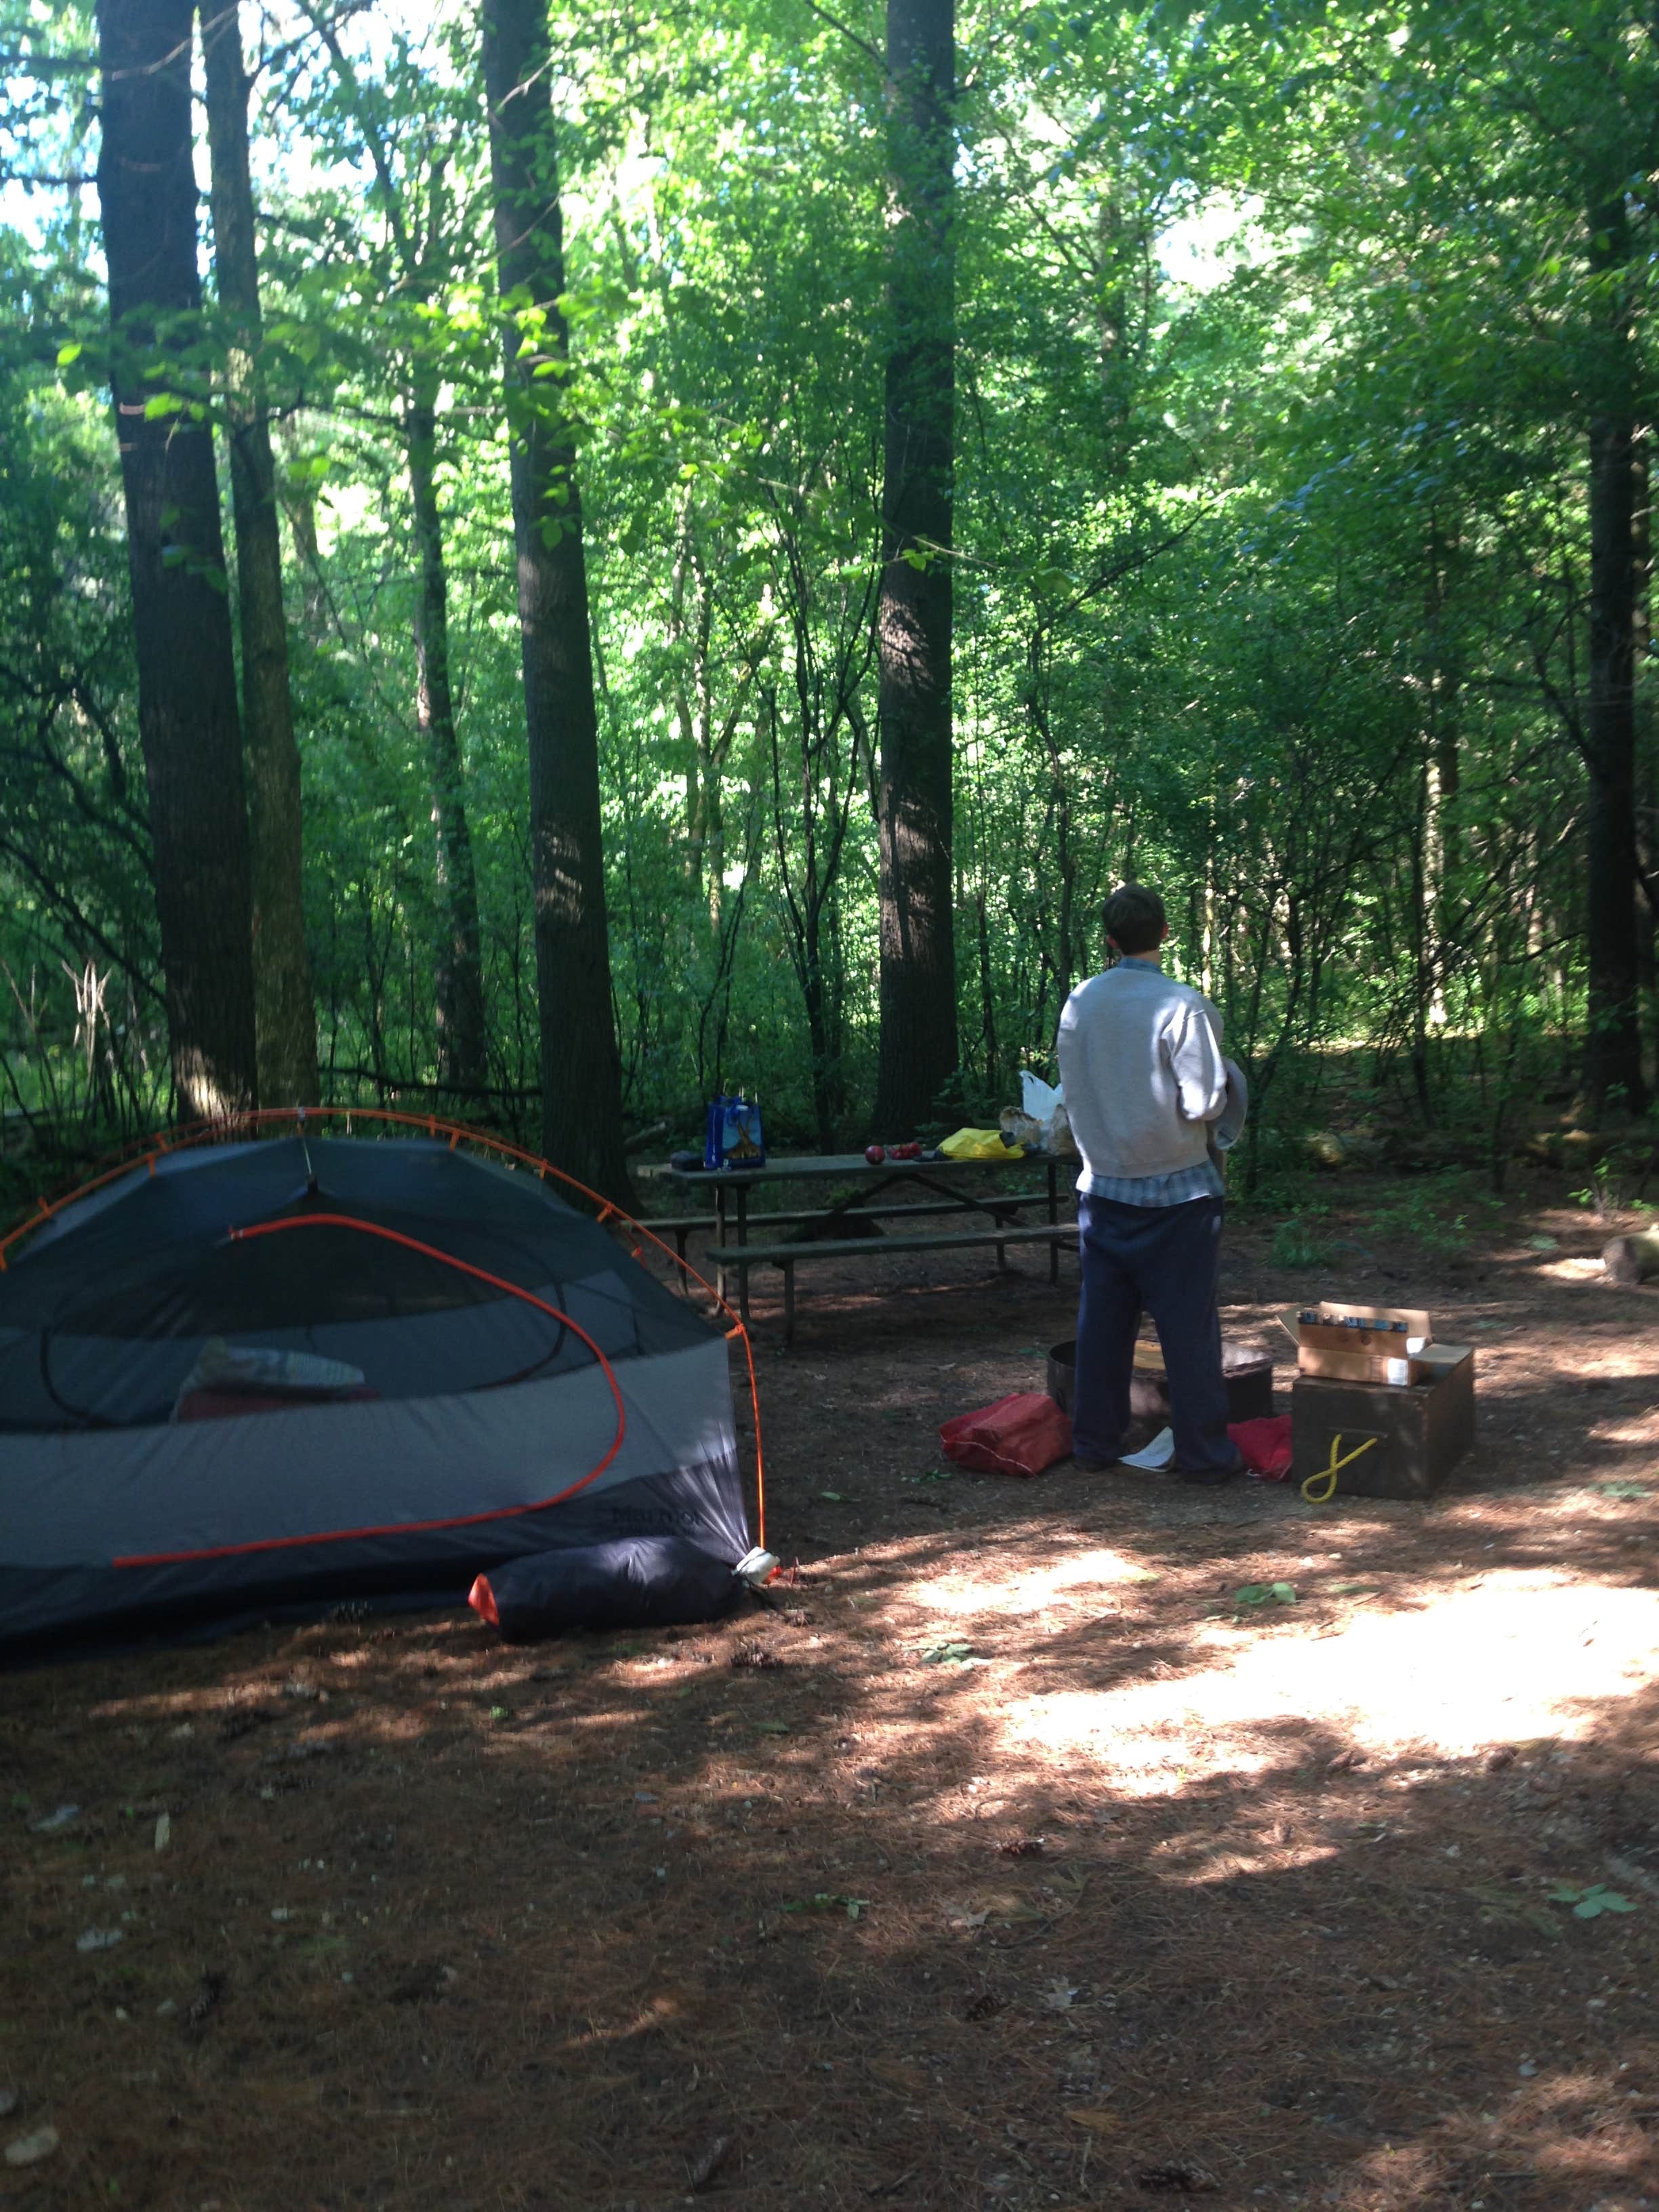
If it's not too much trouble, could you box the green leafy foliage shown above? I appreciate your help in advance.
[1368,1176,1502,1261]
[781,1892,868,1921]
[1548,1883,1638,1920]
[1233,1582,1296,1612]
[0,0,1652,1166]
[1271,1212,1335,1269]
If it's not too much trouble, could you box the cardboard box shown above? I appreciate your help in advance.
[1288,1300,1432,1386]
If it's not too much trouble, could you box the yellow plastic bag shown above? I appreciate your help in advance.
[938,1126,1019,1161]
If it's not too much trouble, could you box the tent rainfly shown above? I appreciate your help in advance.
[0,1132,758,1654]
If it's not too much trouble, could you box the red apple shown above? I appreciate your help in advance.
[864,1143,885,1165]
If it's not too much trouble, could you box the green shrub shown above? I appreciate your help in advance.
[1271,1208,1336,1268]
[1367,1174,1501,1261]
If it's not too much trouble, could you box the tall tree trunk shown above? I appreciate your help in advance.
[405,378,489,1097]
[480,0,632,1200]
[96,0,257,1118]
[1582,192,1648,1120]
[874,0,957,1136]
[283,466,329,641]
[202,0,319,1108]
[670,505,724,931]
[1427,518,1461,951]
[1408,747,1434,1126]
[802,896,838,1154]
[1633,427,1656,1044]
[975,880,998,1088]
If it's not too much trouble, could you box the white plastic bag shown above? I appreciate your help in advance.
[1021,1070,1063,1122]
[1016,1070,1072,1155]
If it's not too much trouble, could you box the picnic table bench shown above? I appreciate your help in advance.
[704,1219,1080,1345]
[659,1148,1078,1338]
[643,1187,1053,1266]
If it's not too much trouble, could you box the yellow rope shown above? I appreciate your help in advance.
[1301,1431,1379,1504]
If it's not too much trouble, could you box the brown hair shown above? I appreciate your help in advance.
[1103,882,1166,956]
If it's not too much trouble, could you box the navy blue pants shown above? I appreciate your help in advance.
[1071,1193,1235,1473]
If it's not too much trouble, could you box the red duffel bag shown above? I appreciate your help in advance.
[939,1392,1073,1479]
[1229,1414,1294,1479]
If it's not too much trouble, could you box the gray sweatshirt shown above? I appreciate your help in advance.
[1056,960,1237,1183]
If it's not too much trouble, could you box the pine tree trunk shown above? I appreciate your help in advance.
[1582,192,1648,1121]
[202,0,319,1108]
[1633,428,1656,1044]
[96,0,257,1118]
[481,0,632,1201]
[405,380,488,1097]
[874,0,957,1136]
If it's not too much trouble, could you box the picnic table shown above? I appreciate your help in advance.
[659,1149,1079,1340]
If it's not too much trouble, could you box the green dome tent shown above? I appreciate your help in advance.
[0,1122,761,1654]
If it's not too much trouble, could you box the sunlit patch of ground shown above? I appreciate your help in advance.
[1005,1572,1659,1771]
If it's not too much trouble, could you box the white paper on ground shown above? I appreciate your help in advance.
[1120,1427,1175,1470]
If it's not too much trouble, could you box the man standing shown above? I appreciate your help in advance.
[1055,882,1246,1484]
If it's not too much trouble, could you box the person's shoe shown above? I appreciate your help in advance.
[1175,1454,1244,1486]
[1073,1450,1122,1471]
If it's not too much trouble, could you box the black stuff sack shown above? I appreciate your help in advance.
[469,1536,740,1641]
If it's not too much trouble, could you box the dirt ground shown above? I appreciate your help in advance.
[3,1174,1659,2212]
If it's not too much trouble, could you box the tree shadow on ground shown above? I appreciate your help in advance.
[5,1470,1657,2212]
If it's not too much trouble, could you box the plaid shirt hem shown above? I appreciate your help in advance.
[1078,1158,1226,1208]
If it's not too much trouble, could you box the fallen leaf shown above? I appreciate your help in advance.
[388,1962,458,2003]
[687,2133,732,2192]
[183,1969,226,2035]
[1135,2163,1219,2193]
[868,2060,927,2093]
[1234,1582,1296,1609]
[1065,2107,1118,2133]
[218,1706,280,1742]
[3,2128,58,2169]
